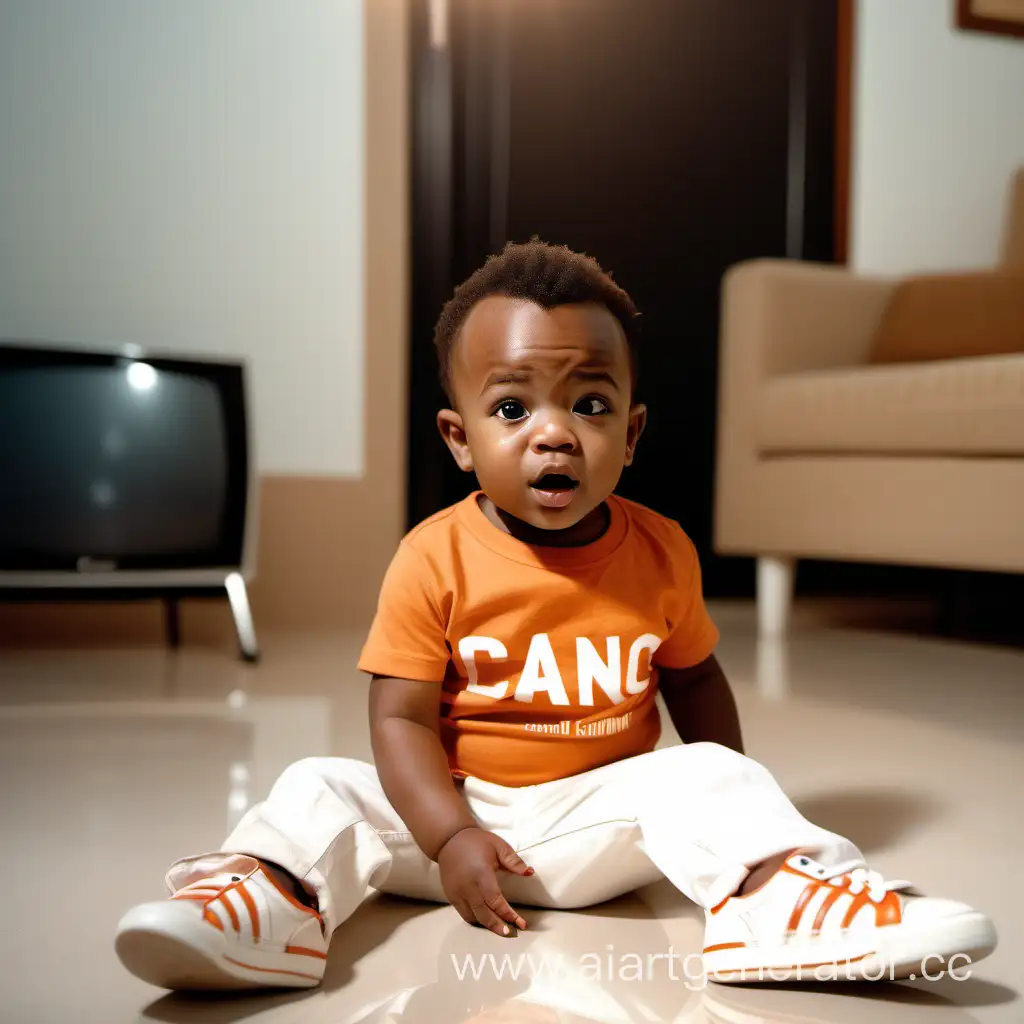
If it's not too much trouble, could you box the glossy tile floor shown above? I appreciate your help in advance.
[1,601,1021,1024]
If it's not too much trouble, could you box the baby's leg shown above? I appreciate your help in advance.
[612,742,865,909]
[117,756,431,990]
[601,743,995,984]
[207,755,415,931]
[496,742,856,913]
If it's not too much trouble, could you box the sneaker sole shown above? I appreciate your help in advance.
[115,915,323,991]
[707,911,997,984]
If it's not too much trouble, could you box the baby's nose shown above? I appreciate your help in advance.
[531,414,580,453]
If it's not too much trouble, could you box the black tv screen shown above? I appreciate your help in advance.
[0,344,250,574]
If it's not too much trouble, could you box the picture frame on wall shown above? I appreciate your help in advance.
[956,0,1024,38]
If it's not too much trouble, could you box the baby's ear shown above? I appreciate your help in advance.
[437,409,474,472]
[624,403,647,466]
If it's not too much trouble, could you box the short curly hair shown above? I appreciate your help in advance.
[433,239,640,400]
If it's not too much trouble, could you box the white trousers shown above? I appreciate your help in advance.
[169,743,864,935]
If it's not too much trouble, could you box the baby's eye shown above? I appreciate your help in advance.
[495,399,528,422]
[574,396,611,416]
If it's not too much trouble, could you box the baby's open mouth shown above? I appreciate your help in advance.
[530,473,579,493]
[529,473,579,509]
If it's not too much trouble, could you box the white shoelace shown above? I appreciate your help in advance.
[830,867,889,903]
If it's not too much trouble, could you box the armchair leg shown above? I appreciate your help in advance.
[757,556,796,639]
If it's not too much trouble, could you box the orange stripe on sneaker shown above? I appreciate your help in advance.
[787,883,821,933]
[875,890,902,927]
[219,892,241,932]
[812,885,846,934]
[259,866,323,924]
[841,890,875,930]
[204,908,224,930]
[223,955,319,981]
[712,859,812,916]
[236,883,261,942]
[286,945,328,960]
[703,942,747,953]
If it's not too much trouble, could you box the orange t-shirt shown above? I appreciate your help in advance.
[358,493,719,787]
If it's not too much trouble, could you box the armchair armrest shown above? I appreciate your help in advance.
[720,259,897,379]
[715,261,899,520]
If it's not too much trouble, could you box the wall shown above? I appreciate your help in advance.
[0,0,409,646]
[0,0,364,476]
[851,0,1024,274]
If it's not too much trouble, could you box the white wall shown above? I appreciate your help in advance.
[0,0,364,476]
[852,0,1024,275]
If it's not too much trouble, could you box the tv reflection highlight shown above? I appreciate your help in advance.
[126,361,158,392]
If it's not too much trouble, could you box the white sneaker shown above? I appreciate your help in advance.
[115,854,327,990]
[703,853,997,984]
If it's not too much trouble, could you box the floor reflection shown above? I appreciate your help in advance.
[1,620,1020,1023]
[754,639,790,701]
[334,896,703,1024]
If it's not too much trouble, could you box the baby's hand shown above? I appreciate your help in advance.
[437,827,532,937]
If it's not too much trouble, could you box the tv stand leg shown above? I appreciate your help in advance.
[163,597,181,649]
[225,573,260,663]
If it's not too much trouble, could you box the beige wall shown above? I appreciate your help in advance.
[0,0,409,648]
[0,0,370,477]
[852,0,1024,274]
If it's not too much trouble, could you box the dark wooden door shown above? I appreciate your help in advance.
[409,0,838,596]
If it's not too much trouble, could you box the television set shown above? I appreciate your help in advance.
[0,341,259,659]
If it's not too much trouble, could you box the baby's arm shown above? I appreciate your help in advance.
[369,675,476,858]
[658,654,744,753]
[369,676,531,936]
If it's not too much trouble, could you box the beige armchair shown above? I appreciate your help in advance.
[714,170,1024,638]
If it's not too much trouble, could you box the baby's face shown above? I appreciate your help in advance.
[439,296,644,533]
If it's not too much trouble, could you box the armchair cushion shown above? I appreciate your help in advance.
[757,354,1024,457]
[869,271,1024,365]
